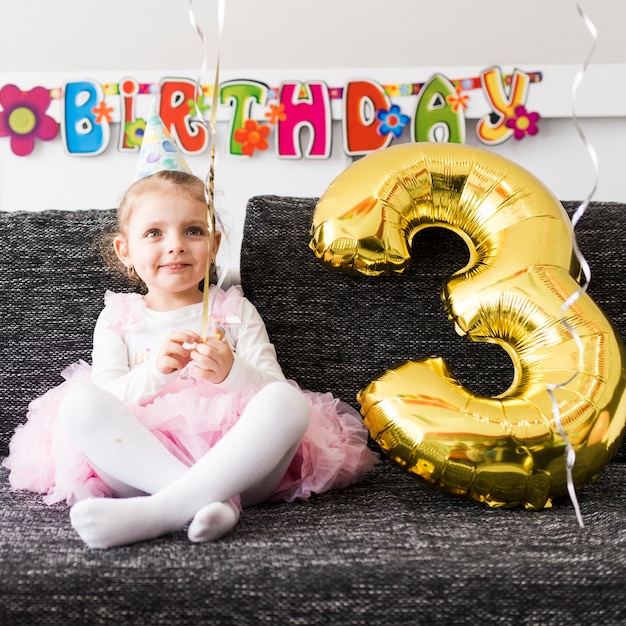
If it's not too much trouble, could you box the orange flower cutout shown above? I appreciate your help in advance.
[92,101,114,124]
[234,119,270,156]
[446,85,469,113]
[265,103,286,125]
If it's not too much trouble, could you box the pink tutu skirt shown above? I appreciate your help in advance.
[3,362,379,506]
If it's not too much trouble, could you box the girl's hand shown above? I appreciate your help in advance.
[190,329,234,384]
[156,330,203,375]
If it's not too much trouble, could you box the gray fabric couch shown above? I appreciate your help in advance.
[0,197,624,625]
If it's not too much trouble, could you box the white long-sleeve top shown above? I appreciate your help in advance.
[90,289,285,405]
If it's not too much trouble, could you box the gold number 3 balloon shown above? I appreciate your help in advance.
[310,143,626,510]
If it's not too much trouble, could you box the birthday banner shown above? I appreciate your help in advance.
[0,66,542,159]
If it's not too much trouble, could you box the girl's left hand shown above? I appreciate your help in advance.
[189,330,234,384]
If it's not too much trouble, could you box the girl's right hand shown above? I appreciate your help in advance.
[156,330,203,375]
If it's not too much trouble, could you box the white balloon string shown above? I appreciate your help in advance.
[547,2,599,529]
[188,0,227,342]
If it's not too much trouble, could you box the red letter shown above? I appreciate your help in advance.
[159,78,209,154]
[342,79,391,156]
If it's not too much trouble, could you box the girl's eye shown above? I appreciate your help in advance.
[145,229,161,238]
[188,227,205,236]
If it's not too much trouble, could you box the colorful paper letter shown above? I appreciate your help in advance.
[413,74,465,144]
[276,82,331,158]
[220,80,269,156]
[159,78,209,154]
[342,79,392,156]
[477,67,531,145]
[118,77,140,152]
[62,80,109,156]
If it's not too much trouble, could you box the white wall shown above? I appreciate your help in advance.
[2,0,624,70]
[0,1,623,281]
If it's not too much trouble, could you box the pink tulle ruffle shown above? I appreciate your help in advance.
[3,364,378,506]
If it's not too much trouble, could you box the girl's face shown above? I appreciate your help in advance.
[114,186,220,311]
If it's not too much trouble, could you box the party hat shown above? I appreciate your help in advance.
[134,108,192,180]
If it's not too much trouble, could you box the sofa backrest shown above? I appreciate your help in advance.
[0,210,135,456]
[241,196,626,462]
[1,200,624,462]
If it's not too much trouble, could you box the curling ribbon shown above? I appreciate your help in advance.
[548,2,599,528]
[188,0,227,342]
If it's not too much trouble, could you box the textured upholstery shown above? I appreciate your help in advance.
[0,200,625,625]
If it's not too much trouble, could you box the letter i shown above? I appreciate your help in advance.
[118,77,140,152]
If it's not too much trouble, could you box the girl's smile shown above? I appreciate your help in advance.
[160,262,193,271]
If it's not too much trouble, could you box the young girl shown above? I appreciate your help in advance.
[3,169,378,549]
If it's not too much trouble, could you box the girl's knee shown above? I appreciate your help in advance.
[259,381,310,436]
[58,382,114,436]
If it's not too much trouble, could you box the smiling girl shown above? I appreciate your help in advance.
[3,164,378,549]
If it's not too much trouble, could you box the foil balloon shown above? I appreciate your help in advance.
[309,142,626,510]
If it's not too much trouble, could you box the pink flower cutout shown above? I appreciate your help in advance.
[0,84,59,156]
[504,105,540,140]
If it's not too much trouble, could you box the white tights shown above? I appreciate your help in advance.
[58,381,310,549]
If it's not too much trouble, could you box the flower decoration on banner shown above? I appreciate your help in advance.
[92,101,114,125]
[124,119,147,149]
[265,103,287,125]
[446,85,470,112]
[187,95,211,118]
[0,84,58,156]
[505,105,540,140]
[376,104,410,138]
[383,84,401,97]
[234,119,270,155]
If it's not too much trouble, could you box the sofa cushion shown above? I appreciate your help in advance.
[1,460,625,625]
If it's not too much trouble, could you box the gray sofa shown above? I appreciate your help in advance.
[0,196,624,625]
